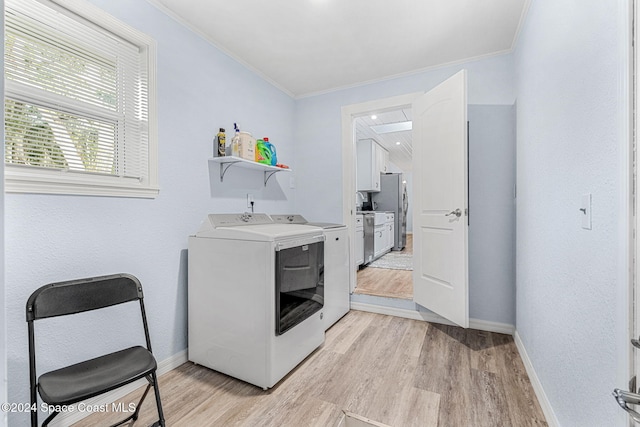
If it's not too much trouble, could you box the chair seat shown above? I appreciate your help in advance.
[38,346,157,405]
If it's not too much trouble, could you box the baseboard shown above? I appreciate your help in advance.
[513,331,560,427]
[349,302,515,334]
[50,349,188,427]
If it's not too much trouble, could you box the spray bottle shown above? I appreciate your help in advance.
[231,123,240,157]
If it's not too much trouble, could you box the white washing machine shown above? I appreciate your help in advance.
[188,213,326,389]
[271,215,350,330]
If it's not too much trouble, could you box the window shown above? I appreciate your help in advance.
[4,0,158,197]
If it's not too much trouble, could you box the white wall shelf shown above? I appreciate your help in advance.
[209,156,291,186]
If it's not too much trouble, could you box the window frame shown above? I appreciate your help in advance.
[4,0,159,198]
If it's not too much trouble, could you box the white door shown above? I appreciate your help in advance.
[412,70,469,328]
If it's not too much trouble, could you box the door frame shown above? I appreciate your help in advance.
[341,92,423,294]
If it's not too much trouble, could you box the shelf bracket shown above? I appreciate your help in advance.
[264,171,278,186]
[219,160,241,182]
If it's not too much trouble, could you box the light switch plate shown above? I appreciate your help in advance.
[581,193,592,230]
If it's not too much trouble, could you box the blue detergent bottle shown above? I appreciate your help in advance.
[256,139,271,165]
[263,137,277,166]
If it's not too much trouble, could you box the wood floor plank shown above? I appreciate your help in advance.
[314,314,395,406]
[470,368,513,427]
[414,323,473,427]
[245,395,341,427]
[468,329,498,374]
[323,309,376,354]
[355,267,413,299]
[492,333,548,426]
[413,323,449,391]
[397,317,429,359]
[354,234,413,300]
[271,347,344,398]
[357,349,422,425]
[342,316,413,420]
[360,321,430,426]
[73,312,547,427]
[389,386,440,427]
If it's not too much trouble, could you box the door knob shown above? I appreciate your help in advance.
[613,389,640,422]
[445,208,462,218]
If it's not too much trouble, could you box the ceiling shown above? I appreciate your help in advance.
[150,0,529,98]
[355,109,413,172]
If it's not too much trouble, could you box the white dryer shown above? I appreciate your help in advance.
[188,213,325,389]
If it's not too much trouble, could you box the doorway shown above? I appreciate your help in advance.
[340,92,422,300]
[352,109,414,300]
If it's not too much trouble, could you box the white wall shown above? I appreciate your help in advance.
[294,55,517,325]
[4,0,296,424]
[468,105,517,325]
[514,0,630,425]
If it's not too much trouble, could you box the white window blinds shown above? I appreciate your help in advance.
[4,0,157,197]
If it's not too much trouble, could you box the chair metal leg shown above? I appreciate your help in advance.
[110,383,152,427]
[108,373,164,427]
[30,401,38,427]
[150,372,165,427]
[41,410,59,427]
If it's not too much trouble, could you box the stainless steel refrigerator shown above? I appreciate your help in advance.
[372,173,408,251]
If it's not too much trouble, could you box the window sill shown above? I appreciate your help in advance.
[4,166,159,198]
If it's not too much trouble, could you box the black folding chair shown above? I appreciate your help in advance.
[26,273,165,427]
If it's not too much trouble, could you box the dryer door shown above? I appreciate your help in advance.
[275,239,324,335]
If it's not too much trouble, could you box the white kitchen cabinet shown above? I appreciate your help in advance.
[372,212,391,260]
[373,223,386,259]
[377,146,389,174]
[385,213,394,251]
[357,139,388,192]
[355,214,364,266]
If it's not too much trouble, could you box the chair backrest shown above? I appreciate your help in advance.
[26,273,143,322]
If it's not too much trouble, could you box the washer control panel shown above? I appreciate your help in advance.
[207,213,273,227]
[270,214,307,225]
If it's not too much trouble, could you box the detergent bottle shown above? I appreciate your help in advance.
[263,137,277,166]
[256,138,272,165]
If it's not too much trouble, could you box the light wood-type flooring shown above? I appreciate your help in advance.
[355,233,413,299]
[355,268,413,299]
[74,310,547,427]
